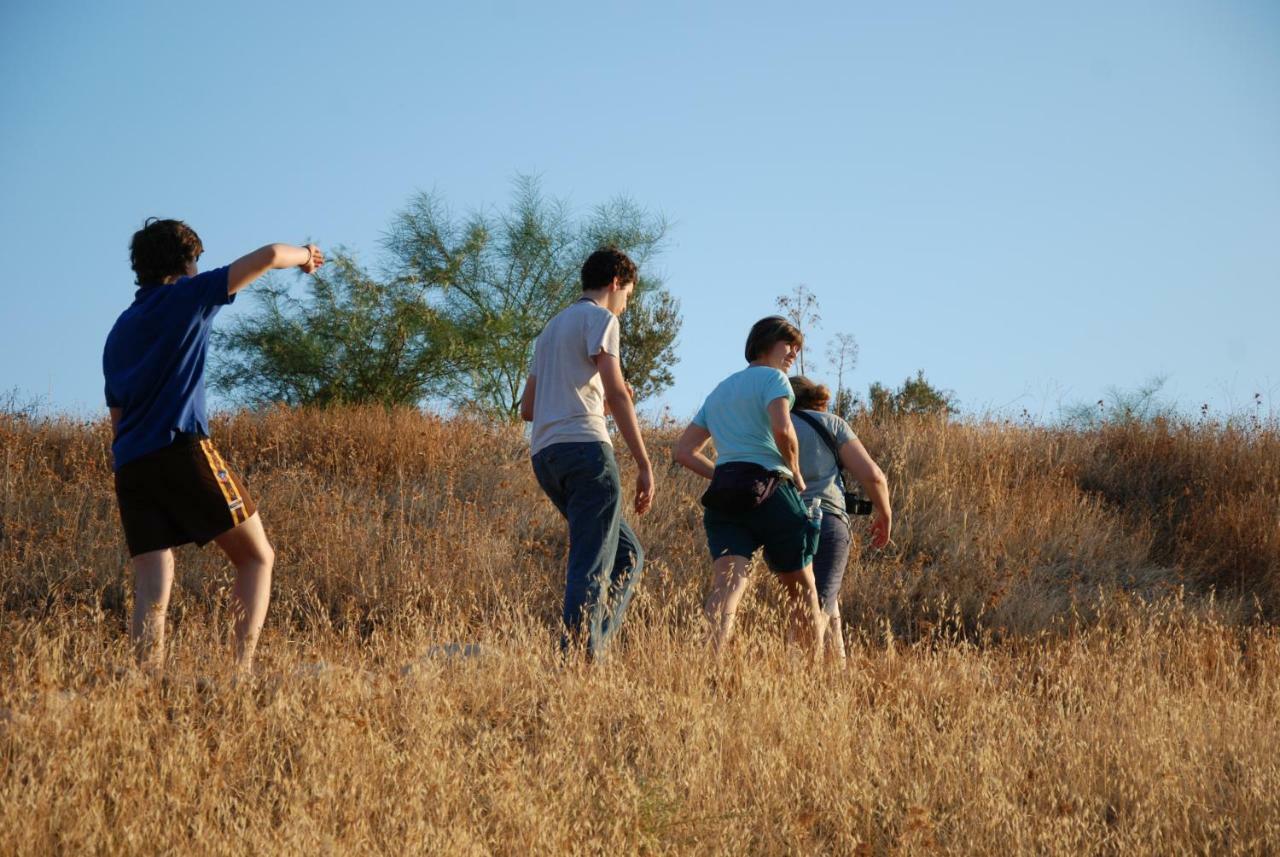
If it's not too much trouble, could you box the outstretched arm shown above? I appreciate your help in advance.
[595,352,654,515]
[227,244,324,296]
[840,438,892,548]
[674,423,714,479]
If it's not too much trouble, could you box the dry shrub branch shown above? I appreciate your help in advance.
[1,407,1278,853]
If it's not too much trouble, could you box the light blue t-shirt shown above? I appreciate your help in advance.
[692,365,795,479]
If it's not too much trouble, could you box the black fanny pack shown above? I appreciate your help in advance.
[700,462,782,514]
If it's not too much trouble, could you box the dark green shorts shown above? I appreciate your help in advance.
[703,481,820,573]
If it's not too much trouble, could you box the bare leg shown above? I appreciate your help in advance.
[131,549,175,673]
[777,564,826,659]
[213,512,275,672]
[826,612,848,664]
[703,555,753,654]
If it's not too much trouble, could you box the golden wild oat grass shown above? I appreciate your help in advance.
[2,406,1279,854]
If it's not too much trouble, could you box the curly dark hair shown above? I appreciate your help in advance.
[744,316,803,363]
[580,246,637,291]
[130,218,203,284]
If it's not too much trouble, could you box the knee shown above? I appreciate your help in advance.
[630,540,645,571]
[133,555,173,594]
[241,539,275,571]
[135,572,171,603]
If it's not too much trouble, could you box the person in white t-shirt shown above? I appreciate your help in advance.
[519,247,654,658]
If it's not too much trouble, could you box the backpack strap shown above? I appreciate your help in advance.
[793,410,846,489]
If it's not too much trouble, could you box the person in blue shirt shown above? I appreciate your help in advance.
[103,217,324,674]
[674,316,826,657]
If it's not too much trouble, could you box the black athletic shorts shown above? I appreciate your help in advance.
[114,433,257,557]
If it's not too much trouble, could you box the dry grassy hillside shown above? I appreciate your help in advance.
[2,407,1278,854]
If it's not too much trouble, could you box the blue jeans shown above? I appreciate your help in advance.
[531,441,644,657]
[812,511,852,616]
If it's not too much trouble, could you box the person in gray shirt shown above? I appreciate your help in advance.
[789,376,892,663]
[520,247,654,658]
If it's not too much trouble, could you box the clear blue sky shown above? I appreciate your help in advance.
[3,0,1277,421]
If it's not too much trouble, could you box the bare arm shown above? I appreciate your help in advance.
[767,397,805,493]
[839,438,892,548]
[519,375,536,422]
[595,352,654,514]
[109,407,122,440]
[227,243,324,296]
[674,423,715,480]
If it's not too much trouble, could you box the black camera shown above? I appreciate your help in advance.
[845,493,874,516]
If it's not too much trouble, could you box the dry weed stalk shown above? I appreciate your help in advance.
[1,407,1278,853]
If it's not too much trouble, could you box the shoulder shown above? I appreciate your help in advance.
[583,302,616,328]
[745,365,788,384]
[540,304,579,336]
[752,367,792,396]
[582,304,619,352]
[793,409,827,432]
[180,266,230,293]
[814,410,841,428]
[823,412,857,440]
[557,300,613,330]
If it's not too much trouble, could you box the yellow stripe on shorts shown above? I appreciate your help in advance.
[199,439,241,525]
[209,444,248,525]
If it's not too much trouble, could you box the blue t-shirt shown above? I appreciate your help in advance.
[103,266,234,470]
[692,365,796,479]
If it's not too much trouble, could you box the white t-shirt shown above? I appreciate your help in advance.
[529,299,621,455]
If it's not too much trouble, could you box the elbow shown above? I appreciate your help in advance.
[268,243,289,267]
[605,390,630,414]
[673,444,701,472]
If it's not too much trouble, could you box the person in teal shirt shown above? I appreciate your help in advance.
[675,316,825,657]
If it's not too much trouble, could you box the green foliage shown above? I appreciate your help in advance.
[213,176,680,416]
[1061,375,1175,428]
[868,370,958,419]
[581,197,680,404]
[211,252,457,407]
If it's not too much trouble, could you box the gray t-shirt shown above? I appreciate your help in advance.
[791,409,858,520]
[529,299,621,455]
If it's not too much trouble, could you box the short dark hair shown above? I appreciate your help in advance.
[581,246,637,291]
[789,376,831,411]
[744,315,803,362]
[130,217,203,284]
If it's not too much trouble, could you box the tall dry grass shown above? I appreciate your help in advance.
[2,407,1279,854]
